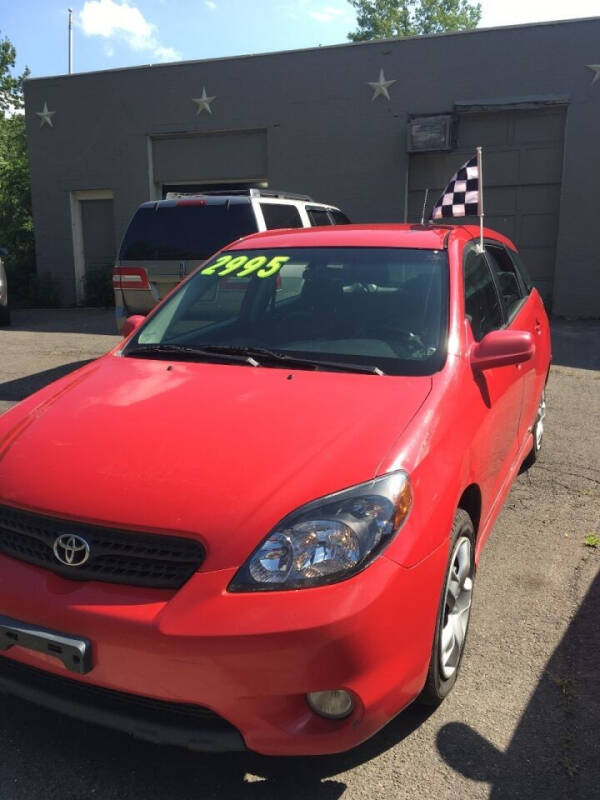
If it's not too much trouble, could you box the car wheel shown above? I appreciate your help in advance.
[0,304,10,327]
[522,389,546,470]
[419,509,475,706]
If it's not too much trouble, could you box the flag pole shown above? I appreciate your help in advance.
[420,188,429,225]
[477,145,484,252]
[68,8,73,74]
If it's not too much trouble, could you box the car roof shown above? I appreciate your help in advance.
[228,224,516,251]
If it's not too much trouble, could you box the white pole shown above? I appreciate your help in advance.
[477,145,484,252]
[420,188,429,225]
[68,8,73,74]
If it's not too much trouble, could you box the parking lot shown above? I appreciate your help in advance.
[0,309,598,800]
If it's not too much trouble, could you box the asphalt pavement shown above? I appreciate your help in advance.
[0,309,598,800]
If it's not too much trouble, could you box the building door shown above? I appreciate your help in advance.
[80,199,116,305]
[408,106,566,310]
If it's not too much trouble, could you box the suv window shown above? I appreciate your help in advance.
[261,204,303,230]
[119,203,256,261]
[306,208,333,227]
[330,210,351,225]
[464,249,504,341]
[485,245,526,319]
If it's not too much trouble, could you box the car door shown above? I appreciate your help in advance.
[463,244,524,508]
[484,243,549,446]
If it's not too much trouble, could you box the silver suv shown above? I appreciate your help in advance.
[113,189,350,333]
[0,249,9,327]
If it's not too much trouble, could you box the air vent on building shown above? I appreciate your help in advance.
[407,115,455,153]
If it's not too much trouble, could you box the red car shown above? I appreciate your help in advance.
[0,224,550,756]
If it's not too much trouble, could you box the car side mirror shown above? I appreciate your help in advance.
[121,315,146,338]
[470,329,534,370]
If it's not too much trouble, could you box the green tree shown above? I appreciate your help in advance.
[348,0,482,41]
[0,31,36,303]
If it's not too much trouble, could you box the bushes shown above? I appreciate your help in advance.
[5,266,61,308]
[84,265,114,307]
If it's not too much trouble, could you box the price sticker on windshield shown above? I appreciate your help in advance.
[201,254,290,279]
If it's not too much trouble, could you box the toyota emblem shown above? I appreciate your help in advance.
[53,534,91,567]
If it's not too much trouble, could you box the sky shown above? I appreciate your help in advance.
[2,0,600,79]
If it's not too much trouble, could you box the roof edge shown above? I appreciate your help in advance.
[24,16,600,84]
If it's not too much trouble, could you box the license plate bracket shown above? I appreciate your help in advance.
[0,614,92,674]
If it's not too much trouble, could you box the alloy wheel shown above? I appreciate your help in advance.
[440,536,474,679]
[534,391,546,453]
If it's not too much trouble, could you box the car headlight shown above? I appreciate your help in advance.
[228,470,411,592]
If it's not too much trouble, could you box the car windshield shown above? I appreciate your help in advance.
[124,247,449,376]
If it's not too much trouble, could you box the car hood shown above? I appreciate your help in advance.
[0,355,431,571]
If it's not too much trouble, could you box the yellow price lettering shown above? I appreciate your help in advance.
[257,255,290,278]
[200,253,291,279]
[236,256,268,277]
[217,255,248,275]
[201,255,231,275]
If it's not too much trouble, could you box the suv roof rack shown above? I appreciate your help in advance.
[165,189,314,201]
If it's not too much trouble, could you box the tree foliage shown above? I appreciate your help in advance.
[348,0,482,41]
[0,34,28,115]
[0,31,36,302]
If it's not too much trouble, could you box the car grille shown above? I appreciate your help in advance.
[0,505,205,589]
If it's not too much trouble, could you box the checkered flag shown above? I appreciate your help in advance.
[430,155,480,220]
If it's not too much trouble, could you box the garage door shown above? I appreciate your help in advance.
[407,107,566,308]
[152,130,267,186]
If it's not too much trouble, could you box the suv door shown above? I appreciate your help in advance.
[463,244,524,508]
[485,244,550,445]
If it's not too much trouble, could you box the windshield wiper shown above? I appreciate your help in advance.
[197,345,385,375]
[125,344,260,367]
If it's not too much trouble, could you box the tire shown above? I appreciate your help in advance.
[522,389,546,470]
[419,508,475,706]
[0,304,10,327]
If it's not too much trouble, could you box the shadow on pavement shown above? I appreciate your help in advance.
[550,319,600,370]
[437,568,600,799]
[9,308,117,336]
[0,361,92,401]
[0,694,435,799]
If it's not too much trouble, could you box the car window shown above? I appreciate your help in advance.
[260,204,303,230]
[485,245,526,320]
[329,210,351,225]
[306,208,333,227]
[464,249,504,342]
[119,203,256,261]
[506,247,534,294]
[130,247,449,376]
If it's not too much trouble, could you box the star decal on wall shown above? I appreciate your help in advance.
[367,69,396,101]
[192,87,216,115]
[587,64,600,85]
[36,102,56,128]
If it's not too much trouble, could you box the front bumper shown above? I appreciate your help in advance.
[0,655,245,751]
[0,544,446,756]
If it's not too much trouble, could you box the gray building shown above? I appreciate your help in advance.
[24,18,600,316]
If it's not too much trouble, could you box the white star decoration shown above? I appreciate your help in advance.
[36,102,56,128]
[192,87,216,115]
[587,65,600,85]
[367,69,396,101]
